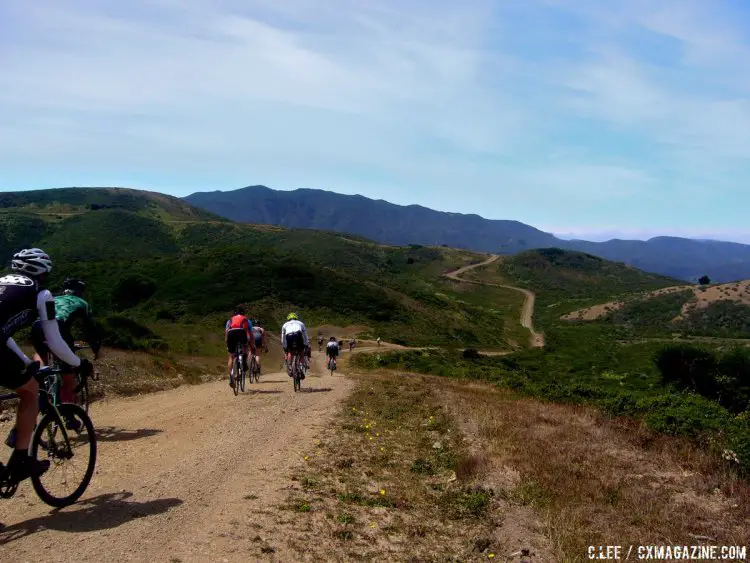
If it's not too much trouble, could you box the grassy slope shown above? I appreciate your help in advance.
[357,248,750,474]
[0,189,531,361]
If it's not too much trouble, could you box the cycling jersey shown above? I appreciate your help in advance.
[281,319,309,350]
[0,273,81,387]
[34,293,101,354]
[252,325,264,343]
[326,341,339,357]
[225,315,252,338]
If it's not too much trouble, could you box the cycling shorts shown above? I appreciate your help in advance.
[327,347,339,358]
[254,334,263,349]
[285,331,305,352]
[226,328,249,354]
[30,319,76,370]
[0,343,31,390]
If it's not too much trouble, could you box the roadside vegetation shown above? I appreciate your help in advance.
[281,367,749,560]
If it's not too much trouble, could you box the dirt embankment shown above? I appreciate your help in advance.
[562,280,750,322]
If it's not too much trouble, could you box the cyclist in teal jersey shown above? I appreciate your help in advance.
[31,278,101,404]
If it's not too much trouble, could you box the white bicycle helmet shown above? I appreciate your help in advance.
[11,248,53,276]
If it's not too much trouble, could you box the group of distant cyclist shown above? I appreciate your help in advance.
[224,308,345,387]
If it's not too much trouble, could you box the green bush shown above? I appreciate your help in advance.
[100,315,167,351]
[112,274,157,310]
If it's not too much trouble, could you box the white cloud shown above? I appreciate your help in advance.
[1,0,750,235]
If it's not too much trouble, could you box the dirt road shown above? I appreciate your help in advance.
[445,255,545,348]
[0,353,352,562]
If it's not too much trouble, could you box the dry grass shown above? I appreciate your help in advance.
[277,370,553,561]
[437,378,750,560]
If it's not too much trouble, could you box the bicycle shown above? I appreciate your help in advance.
[0,362,97,508]
[231,342,246,395]
[327,355,337,375]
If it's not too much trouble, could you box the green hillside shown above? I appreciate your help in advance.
[0,187,222,222]
[0,188,529,353]
[356,249,750,474]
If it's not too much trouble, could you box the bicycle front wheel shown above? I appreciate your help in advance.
[31,403,97,508]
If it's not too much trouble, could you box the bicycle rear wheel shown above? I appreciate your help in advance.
[232,355,240,396]
[31,403,97,508]
[293,356,301,392]
[253,358,260,383]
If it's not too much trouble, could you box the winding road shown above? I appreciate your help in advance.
[445,255,545,348]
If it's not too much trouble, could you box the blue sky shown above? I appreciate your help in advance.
[2,0,750,242]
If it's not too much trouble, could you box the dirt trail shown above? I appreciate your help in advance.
[0,353,353,562]
[445,255,545,348]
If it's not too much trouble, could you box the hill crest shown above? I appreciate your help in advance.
[185,185,750,283]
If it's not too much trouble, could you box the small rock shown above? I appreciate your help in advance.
[432,441,443,450]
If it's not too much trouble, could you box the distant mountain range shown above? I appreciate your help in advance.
[185,185,750,283]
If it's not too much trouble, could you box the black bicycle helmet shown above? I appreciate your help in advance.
[62,277,86,295]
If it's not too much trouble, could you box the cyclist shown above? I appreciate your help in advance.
[250,319,268,374]
[326,336,339,370]
[349,338,355,352]
[225,306,254,388]
[317,333,323,352]
[377,336,381,347]
[30,278,101,405]
[281,312,310,379]
[0,248,93,484]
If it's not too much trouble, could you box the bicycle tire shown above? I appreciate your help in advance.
[293,356,301,392]
[233,355,240,396]
[30,403,97,508]
[77,379,90,414]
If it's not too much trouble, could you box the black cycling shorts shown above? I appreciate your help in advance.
[0,344,32,390]
[226,329,248,354]
[30,320,76,370]
[327,347,339,358]
[285,331,304,352]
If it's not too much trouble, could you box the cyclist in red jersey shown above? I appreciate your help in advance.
[225,305,255,388]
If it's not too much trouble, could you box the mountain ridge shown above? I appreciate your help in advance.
[185,185,750,283]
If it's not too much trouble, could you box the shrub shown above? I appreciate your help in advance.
[100,314,167,351]
[112,274,157,310]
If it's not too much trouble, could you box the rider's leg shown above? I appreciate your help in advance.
[242,344,250,371]
[60,370,76,403]
[14,378,38,450]
[8,376,49,480]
